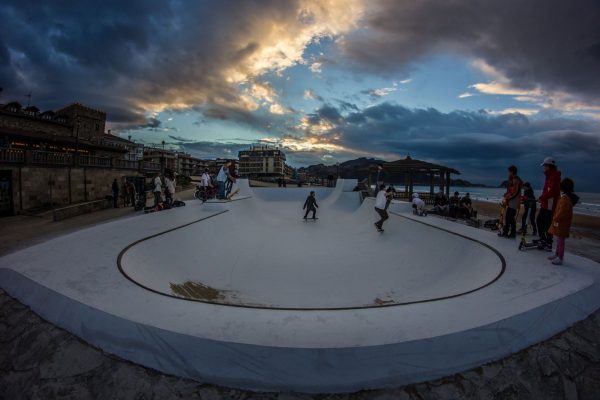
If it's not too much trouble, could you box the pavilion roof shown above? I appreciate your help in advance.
[377,156,460,175]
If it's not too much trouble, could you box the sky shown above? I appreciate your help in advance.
[1,0,600,190]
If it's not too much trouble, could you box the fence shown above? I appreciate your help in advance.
[0,148,25,163]
[0,148,159,173]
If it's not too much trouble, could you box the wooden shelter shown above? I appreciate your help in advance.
[368,156,460,198]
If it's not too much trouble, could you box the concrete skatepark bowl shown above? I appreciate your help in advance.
[1,179,600,393]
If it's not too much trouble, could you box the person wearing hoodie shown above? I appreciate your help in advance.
[519,182,537,235]
[303,191,319,220]
[547,178,579,265]
[536,157,561,251]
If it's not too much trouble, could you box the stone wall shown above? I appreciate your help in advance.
[0,111,72,137]
[0,165,145,213]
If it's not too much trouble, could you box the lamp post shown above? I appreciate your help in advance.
[75,122,80,166]
[161,140,165,174]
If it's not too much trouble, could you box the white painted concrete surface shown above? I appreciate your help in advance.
[1,179,599,393]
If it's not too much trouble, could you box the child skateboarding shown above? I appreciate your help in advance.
[303,191,319,220]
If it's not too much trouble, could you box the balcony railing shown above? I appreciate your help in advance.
[114,159,139,170]
[79,155,111,168]
[141,161,161,172]
[0,148,25,163]
[31,150,73,165]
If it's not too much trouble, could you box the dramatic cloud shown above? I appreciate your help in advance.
[284,102,600,190]
[0,0,363,126]
[340,0,600,111]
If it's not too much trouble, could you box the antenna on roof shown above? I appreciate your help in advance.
[24,91,32,107]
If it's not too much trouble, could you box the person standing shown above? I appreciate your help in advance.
[548,178,579,265]
[519,182,537,235]
[225,161,237,197]
[164,173,175,206]
[303,191,319,219]
[153,172,162,207]
[128,181,137,208]
[216,161,230,200]
[374,185,393,232]
[200,168,212,201]
[111,178,119,208]
[375,164,386,196]
[499,165,523,238]
[537,157,561,251]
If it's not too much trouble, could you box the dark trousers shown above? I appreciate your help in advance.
[154,191,161,207]
[112,192,118,208]
[304,206,316,219]
[225,179,233,196]
[503,207,517,236]
[375,207,389,228]
[537,208,553,244]
[521,204,537,233]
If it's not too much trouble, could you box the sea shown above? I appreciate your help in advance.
[394,185,600,217]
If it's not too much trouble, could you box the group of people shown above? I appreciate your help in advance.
[196,160,237,201]
[433,191,473,219]
[498,157,579,265]
[111,178,137,208]
[152,171,177,207]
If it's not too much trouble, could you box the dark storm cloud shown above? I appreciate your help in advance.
[341,0,600,101]
[304,102,600,190]
[0,0,302,127]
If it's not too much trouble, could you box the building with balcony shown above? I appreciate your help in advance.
[238,146,287,178]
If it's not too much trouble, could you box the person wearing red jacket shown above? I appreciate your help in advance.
[536,157,561,251]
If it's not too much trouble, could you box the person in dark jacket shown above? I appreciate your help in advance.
[536,157,561,250]
[519,182,537,235]
[111,178,119,208]
[499,165,523,238]
[303,191,319,219]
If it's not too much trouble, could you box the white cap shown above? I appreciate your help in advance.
[412,193,419,198]
[541,157,556,167]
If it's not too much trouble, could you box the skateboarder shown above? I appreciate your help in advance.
[303,191,319,219]
[374,185,393,232]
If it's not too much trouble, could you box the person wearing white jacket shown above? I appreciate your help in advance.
[374,185,393,232]
[412,193,426,216]
[152,173,162,207]
[164,173,176,206]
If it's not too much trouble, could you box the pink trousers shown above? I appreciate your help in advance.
[556,236,565,260]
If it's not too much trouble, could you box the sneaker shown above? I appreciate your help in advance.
[548,254,558,260]
[551,258,563,265]
[498,232,507,237]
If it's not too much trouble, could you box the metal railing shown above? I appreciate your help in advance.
[142,161,161,172]
[114,159,139,170]
[0,148,25,163]
[78,155,111,168]
[31,150,73,165]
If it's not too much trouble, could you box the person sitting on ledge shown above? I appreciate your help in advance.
[433,190,449,215]
[449,191,460,218]
[459,192,473,219]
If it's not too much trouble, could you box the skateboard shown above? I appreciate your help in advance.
[303,217,318,221]
[226,188,240,200]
